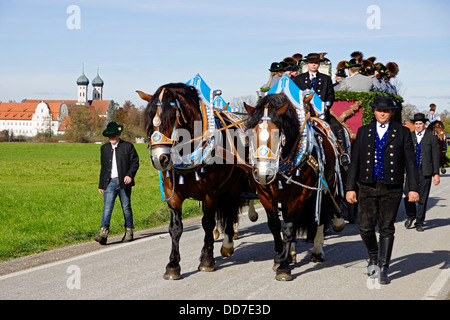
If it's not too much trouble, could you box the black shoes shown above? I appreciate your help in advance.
[404,218,414,229]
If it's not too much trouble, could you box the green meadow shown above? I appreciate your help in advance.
[0,142,202,261]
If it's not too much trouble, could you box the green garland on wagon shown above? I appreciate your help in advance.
[334,91,404,125]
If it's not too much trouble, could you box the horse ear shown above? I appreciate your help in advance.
[276,104,290,116]
[303,92,315,104]
[243,102,255,115]
[136,90,153,102]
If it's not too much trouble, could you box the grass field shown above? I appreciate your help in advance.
[0,142,203,261]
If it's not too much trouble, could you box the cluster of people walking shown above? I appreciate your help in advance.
[264,51,442,284]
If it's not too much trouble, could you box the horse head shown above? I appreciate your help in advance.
[245,93,299,185]
[427,120,446,141]
[137,83,201,171]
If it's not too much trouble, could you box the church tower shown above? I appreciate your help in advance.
[92,67,104,100]
[76,66,89,105]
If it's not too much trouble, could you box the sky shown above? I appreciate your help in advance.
[1,0,449,113]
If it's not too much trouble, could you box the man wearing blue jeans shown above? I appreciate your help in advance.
[95,121,140,245]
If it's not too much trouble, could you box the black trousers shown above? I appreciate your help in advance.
[358,180,403,238]
[404,168,432,226]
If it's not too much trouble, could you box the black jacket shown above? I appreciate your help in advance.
[412,130,440,177]
[99,139,140,190]
[346,120,419,192]
[293,71,335,106]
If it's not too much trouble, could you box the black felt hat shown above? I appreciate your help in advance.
[370,96,397,109]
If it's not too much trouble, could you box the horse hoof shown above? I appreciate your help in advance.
[213,229,220,241]
[221,246,234,257]
[248,212,258,222]
[333,217,345,232]
[275,271,292,281]
[198,263,215,272]
[310,252,325,263]
[163,266,181,280]
[289,252,297,264]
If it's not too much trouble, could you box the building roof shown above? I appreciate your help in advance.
[76,71,89,85]
[92,72,104,86]
[0,102,37,120]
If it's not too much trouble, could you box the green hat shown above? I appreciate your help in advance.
[347,51,363,68]
[269,62,283,72]
[429,103,436,111]
[336,68,347,78]
[102,121,124,137]
[373,62,387,77]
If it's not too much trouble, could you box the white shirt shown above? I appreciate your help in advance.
[415,130,424,144]
[111,142,119,178]
[376,121,389,138]
[309,72,317,80]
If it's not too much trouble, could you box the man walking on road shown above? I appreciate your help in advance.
[345,96,419,285]
[404,113,440,232]
[95,121,140,245]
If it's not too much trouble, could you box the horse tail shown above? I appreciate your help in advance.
[293,195,315,237]
[215,189,244,232]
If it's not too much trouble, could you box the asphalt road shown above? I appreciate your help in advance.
[1,175,449,301]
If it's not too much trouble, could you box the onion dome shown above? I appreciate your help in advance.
[77,69,89,86]
[92,69,104,87]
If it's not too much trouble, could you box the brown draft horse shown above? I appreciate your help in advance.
[137,83,248,280]
[427,120,448,174]
[244,93,345,281]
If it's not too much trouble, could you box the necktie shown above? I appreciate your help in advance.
[417,132,422,136]
[311,76,316,88]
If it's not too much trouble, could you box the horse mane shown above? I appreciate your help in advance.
[144,83,200,135]
[246,93,300,158]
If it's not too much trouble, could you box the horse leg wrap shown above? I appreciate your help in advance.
[311,224,325,262]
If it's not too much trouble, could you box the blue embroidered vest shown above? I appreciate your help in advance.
[416,141,422,168]
[374,130,388,180]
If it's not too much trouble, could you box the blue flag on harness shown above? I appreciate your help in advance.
[186,74,211,106]
[186,74,230,110]
[267,75,302,109]
[308,88,325,115]
[213,95,228,110]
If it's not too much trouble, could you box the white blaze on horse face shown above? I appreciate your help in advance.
[259,129,269,142]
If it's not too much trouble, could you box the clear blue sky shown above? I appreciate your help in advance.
[1,0,449,112]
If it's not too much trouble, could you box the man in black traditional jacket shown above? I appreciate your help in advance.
[294,53,350,165]
[404,113,440,232]
[346,96,419,284]
[95,121,140,245]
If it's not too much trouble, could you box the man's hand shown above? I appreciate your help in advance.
[433,174,440,186]
[124,176,132,185]
[408,191,419,202]
[346,191,357,204]
[98,189,104,196]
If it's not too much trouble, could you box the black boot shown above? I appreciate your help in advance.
[360,234,378,276]
[335,126,350,166]
[378,236,394,285]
